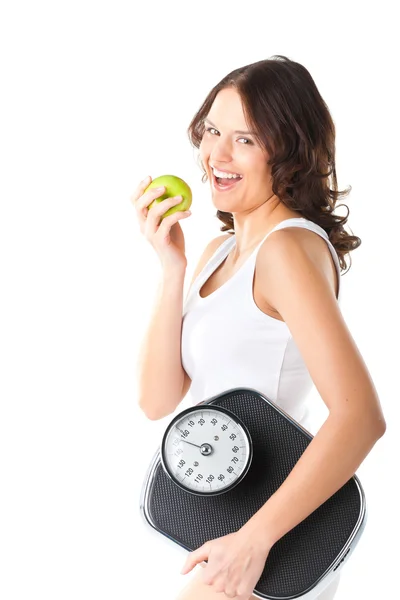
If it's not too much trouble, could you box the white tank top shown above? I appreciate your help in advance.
[181,218,341,426]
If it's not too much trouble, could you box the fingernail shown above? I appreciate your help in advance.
[156,186,165,191]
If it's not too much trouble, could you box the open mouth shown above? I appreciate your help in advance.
[212,172,243,191]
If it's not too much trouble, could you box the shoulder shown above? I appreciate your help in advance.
[263,225,328,260]
[257,226,325,295]
[258,226,337,301]
[256,225,339,357]
[258,225,339,315]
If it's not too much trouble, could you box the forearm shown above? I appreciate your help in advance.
[246,409,385,547]
[137,268,187,419]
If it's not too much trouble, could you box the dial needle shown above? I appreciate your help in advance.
[179,439,203,449]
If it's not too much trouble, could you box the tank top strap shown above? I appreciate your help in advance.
[184,234,235,307]
[204,234,235,272]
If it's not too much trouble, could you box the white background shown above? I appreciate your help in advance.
[1,1,399,598]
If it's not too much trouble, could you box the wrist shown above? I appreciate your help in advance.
[161,267,186,283]
[241,513,276,553]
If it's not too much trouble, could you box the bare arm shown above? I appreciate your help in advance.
[137,269,187,420]
[244,229,386,546]
[137,234,232,420]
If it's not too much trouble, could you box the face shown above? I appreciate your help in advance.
[199,87,273,214]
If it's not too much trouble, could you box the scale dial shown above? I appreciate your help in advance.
[160,404,253,496]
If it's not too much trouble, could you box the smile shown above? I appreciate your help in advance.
[212,171,244,192]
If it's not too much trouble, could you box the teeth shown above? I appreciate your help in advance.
[212,167,242,180]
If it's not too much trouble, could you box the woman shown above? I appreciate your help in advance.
[133,55,386,600]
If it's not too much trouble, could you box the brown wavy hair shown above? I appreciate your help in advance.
[186,55,361,274]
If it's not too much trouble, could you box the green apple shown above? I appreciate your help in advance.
[145,174,192,220]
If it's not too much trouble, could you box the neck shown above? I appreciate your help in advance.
[231,210,301,261]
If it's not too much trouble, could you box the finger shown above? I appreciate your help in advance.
[144,199,186,238]
[156,209,191,234]
[180,544,210,575]
[147,195,183,223]
[214,579,230,594]
[135,187,167,230]
[224,583,241,599]
[137,188,169,223]
[130,175,152,204]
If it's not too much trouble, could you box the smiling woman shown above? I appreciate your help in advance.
[187,55,361,273]
[136,54,386,600]
[180,56,384,599]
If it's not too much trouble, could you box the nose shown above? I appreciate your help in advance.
[209,136,235,164]
[210,143,232,165]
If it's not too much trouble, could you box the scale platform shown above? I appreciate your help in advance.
[140,388,366,599]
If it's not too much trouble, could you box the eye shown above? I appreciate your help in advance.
[204,126,252,145]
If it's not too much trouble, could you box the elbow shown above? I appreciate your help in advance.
[367,394,387,439]
[142,409,162,421]
[362,412,386,441]
[374,416,387,438]
[330,404,387,439]
[138,400,171,421]
[369,403,387,439]
[138,401,162,421]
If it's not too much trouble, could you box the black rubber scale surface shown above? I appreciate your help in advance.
[144,388,364,598]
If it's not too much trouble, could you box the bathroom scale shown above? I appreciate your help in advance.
[140,387,366,599]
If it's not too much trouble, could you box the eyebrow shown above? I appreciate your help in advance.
[204,117,257,136]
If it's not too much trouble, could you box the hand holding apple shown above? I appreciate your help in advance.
[131,174,192,273]
[144,174,192,219]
